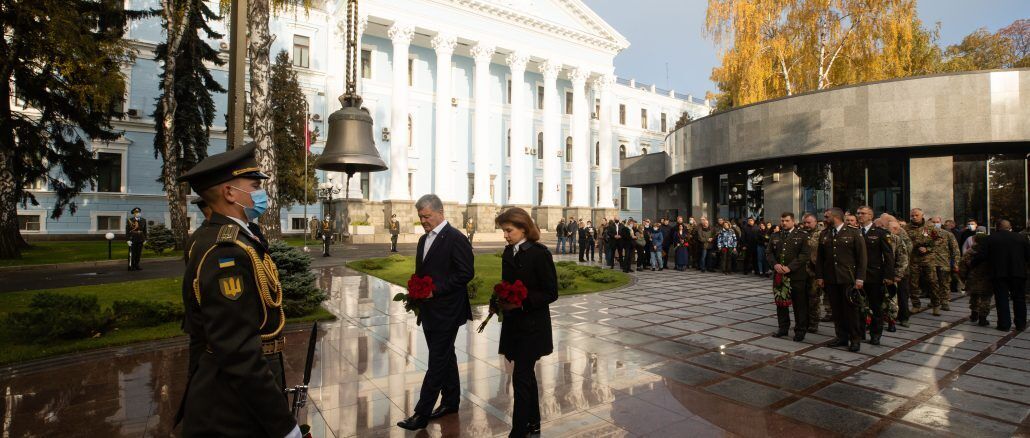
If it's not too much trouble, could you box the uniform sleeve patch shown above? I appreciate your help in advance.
[219,276,244,300]
[218,257,236,268]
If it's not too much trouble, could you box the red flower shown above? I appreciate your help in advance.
[406,275,435,299]
[478,280,530,333]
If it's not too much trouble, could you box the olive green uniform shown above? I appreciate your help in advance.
[960,248,992,318]
[805,229,825,330]
[906,222,944,310]
[767,227,812,336]
[932,229,960,310]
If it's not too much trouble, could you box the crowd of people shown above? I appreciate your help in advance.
[562,209,1029,353]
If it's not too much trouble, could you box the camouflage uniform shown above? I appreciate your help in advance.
[884,232,909,323]
[906,222,944,311]
[805,230,825,329]
[932,229,961,310]
[959,247,992,318]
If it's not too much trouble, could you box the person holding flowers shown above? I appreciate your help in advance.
[766,212,812,341]
[495,207,558,437]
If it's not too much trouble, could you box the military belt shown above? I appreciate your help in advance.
[205,337,285,356]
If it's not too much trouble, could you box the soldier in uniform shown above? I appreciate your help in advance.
[856,206,895,345]
[883,215,911,329]
[906,208,945,316]
[960,233,992,326]
[801,213,824,333]
[184,198,213,264]
[816,207,868,352]
[174,143,300,438]
[931,216,960,311]
[318,215,333,257]
[126,207,147,271]
[389,214,400,252]
[766,212,812,341]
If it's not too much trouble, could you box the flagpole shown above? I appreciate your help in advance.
[303,108,309,250]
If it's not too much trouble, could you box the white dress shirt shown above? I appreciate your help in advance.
[423,220,449,260]
[512,238,528,256]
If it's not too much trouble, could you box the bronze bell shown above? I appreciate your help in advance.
[315,98,387,176]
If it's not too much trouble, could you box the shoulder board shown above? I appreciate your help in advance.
[216,224,240,243]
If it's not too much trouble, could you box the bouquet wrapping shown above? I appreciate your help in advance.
[477,280,529,333]
[393,274,435,325]
[773,272,793,307]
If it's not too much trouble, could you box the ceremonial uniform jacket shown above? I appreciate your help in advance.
[389,219,400,236]
[126,217,147,243]
[905,223,940,266]
[180,213,295,437]
[816,225,868,286]
[861,226,896,280]
[499,241,558,361]
[766,227,811,282]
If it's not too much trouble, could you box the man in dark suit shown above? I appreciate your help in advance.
[767,212,811,341]
[816,207,868,352]
[619,219,634,272]
[973,219,1030,331]
[605,219,621,269]
[397,194,475,431]
[857,206,895,345]
[126,207,147,271]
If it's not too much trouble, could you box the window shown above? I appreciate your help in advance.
[506,129,511,158]
[468,174,474,202]
[489,175,496,201]
[291,217,307,231]
[619,144,626,159]
[640,108,648,129]
[537,85,544,110]
[537,182,543,206]
[506,179,511,201]
[564,137,572,162]
[18,215,41,232]
[595,142,600,166]
[407,58,414,86]
[506,80,512,104]
[620,188,628,211]
[596,186,600,203]
[536,132,544,159]
[565,184,572,207]
[594,98,600,119]
[408,172,414,199]
[360,172,370,200]
[292,35,310,68]
[96,152,122,193]
[97,215,121,231]
[565,91,573,115]
[25,177,46,190]
[619,104,626,125]
[361,49,372,79]
[407,115,413,148]
[661,113,667,132]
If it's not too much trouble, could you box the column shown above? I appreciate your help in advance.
[506,51,530,205]
[595,75,615,208]
[387,22,413,201]
[432,33,456,202]
[569,68,589,207]
[540,60,561,206]
[470,43,495,204]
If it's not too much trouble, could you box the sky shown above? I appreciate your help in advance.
[585,0,1029,99]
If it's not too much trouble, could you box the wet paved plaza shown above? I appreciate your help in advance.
[3,252,1030,437]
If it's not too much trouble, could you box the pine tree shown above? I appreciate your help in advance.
[269,50,319,208]
[0,0,142,258]
[268,241,326,317]
[153,0,226,250]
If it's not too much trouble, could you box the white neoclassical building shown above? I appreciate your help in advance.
[16,0,710,238]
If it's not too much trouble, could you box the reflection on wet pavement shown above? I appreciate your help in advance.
[3,253,1030,437]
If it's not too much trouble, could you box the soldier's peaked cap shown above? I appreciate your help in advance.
[177,142,269,192]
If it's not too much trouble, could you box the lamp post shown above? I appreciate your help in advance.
[105,232,115,260]
[317,179,341,234]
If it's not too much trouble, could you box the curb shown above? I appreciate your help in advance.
[0,255,181,273]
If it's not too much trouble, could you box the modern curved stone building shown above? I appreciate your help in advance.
[621,68,1030,230]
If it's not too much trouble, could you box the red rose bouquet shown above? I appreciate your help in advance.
[393,274,435,325]
[772,272,792,307]
[476,280,529,333]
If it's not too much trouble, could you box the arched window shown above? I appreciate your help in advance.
[536,132,544,159]
[594,142,600,166]
[641,147,648,155]
[506,129,511,157]
[565,136,573,162]
[407,114,413,148]
[619,144,626,159]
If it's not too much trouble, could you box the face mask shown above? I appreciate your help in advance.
[231,186,268,221]
[968,224,976,230]
[933,223,942,229]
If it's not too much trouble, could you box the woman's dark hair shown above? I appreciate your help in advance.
[495,207,541,241]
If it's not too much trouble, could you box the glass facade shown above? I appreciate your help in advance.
[988,154,1028,231]
[798,159,906,217]
[953,155,987,226]
[798,162,831,215]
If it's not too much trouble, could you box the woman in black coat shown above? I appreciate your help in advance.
[495,207,558,438]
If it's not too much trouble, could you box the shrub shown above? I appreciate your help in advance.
[353,259,385,270]
[269,242,327,317]
[386,254,407,263]
[556,267,577,291]
[5,293,113,342]
[587,271,620,284]
[467,276,484,300]
[112,300,183,328]
[144,224,176,254]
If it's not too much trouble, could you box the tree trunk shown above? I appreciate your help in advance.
[0,146,22,259]
[158,0,191,250]
[248,0,281,241]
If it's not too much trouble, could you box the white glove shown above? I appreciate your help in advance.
[127,241,132,246]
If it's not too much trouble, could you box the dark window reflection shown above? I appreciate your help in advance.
[988,154,1027,232]
[953,154,987,227]
[832,160,866,214]
[799,162,831,215]
[747,168,764,219]
[727,170,747,219]
[868,158,906,216]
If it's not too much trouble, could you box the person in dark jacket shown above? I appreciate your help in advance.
[857,206,896,345]
[555,218,567,254]
[816,207,868,352]
[397,194,475,431]
[972,219,1030,331]
[767,212,811,341]
[495,207,558,438]
[126,207,147,271]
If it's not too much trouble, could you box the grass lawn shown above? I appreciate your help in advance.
[346,254,630,306]
[0,277,335,365]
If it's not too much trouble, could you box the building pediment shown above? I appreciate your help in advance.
[452,0,629,53]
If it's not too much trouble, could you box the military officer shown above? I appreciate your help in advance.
[319,215,333,257]
[389,214,400,252]
[766,212,812,341]
[930,216,960,311]
[906,208,944,316]
[816,207,868,352]
[126,207,147,271]
[801,213,824,332]
[856,206,895,345]
[174,142,299,438]
[183,198,213,264]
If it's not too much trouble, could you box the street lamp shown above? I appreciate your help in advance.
[105,232,115,260]
[317,179,342,234]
